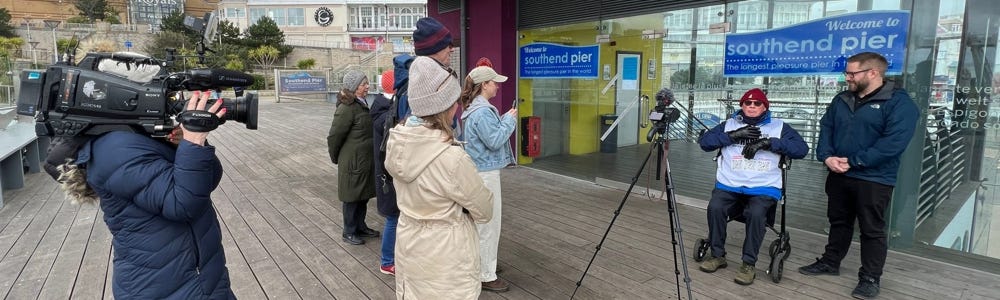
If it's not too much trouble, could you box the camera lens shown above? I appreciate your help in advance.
[223,92,258,129]
[171,92,258,130]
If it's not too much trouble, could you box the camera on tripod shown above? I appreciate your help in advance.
[14,12,258,138]
[646,88,681,142]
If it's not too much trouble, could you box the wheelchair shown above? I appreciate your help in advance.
[692,156,792,283]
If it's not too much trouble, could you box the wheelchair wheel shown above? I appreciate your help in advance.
[768,233,792,283]
[771,257,785,283]
[694,238,710,262]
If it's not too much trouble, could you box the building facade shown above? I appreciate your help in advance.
[217,0,425,51]
[5,0,221,28]
[431,0,1000,274]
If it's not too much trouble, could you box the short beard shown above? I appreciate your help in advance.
[851,81,868,93]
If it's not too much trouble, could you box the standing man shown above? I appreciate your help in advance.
[798,52,919,300]
[413,17,454,67]
[391,17,457,125]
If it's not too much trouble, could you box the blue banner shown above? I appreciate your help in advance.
[280,72,327,93]
[520,43,600,78]
[724,10,910,77]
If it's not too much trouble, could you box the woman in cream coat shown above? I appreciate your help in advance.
[385,56,494,299]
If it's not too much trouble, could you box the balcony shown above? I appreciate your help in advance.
[346,24,415,32]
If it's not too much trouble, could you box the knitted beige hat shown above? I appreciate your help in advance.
[407,56,460,117]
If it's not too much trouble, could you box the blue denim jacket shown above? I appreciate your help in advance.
[461,95,516,172]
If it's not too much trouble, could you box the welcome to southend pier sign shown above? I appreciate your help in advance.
[724,10,910,76]
[519,43,600,79]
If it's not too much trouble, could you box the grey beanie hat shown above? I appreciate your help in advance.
[408,56,460,117]
[342,70,367,93]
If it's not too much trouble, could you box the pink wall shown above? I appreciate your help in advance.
[429,0,518,113]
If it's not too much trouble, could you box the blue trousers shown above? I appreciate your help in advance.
[381,215,398,267]
[707,188,776,265]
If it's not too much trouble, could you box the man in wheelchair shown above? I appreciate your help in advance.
[696,88,809,285]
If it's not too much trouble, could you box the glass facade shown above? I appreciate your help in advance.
[249,8,306,26]
[349,5,427,31]
[517,0,1000,272]
[130,0,183,27]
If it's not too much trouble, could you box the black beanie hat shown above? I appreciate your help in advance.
[413,17,453,56]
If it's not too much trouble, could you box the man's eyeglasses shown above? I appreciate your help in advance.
[843,69,871,78]
[742,100,764,107]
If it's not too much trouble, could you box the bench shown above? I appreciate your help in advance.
[0,121,46,209]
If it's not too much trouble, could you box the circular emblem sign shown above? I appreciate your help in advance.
[315,7,333,27]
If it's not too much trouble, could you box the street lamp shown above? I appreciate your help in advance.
[28,41,39,67]
[43,20,61,63]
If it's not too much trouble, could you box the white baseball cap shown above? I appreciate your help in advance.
[468,66,508,84]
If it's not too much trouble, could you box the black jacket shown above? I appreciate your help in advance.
[370,93,400,217]
[817,81,919,186]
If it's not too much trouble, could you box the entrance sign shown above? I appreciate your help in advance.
[280,72,327,92]
[520,43,600,78]
[724,10,910,76]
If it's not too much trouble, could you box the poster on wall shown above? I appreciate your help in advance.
[352,36,385,51]
[724,10,910,76]
[519,43,600,78]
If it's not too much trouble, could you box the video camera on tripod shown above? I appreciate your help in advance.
[14,12,258,138]
[575,88,695,300]
[645,88,681,142]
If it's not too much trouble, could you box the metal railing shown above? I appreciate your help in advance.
[285,39,352,49]
[346,24,416,32]
[0,85,15,107]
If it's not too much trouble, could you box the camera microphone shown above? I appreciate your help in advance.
[187,69,255,89]
[655,88,675,106]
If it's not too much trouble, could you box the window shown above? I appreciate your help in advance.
[360,7,374,29]
[250,8,266,25]
[227,8,245,18]
[269,8,287,26]
[388,6,425,29]
[288,8,305,26]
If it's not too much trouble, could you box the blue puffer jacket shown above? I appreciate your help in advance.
[816,81,919,186]
[76,131,233,299]
[460,95,516,172]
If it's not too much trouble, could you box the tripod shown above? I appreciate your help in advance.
[572,117,694,300]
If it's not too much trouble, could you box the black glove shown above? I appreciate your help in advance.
[727,126,761,141]
[742,138,772,159]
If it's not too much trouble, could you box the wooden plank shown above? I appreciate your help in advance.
[0,100,998,300]
[0,184,65,298]
[253,179,395,299]
[212,181,300,299]
[213,190,268,299]
[69,210,112,300]
[35,201,101,299]
[280,183,398,298]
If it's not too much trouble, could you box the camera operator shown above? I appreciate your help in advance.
[46,90,235,299]
[696,88,808,285]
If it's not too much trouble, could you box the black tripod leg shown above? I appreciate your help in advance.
[661,142,695,300]
[571,142,656,300]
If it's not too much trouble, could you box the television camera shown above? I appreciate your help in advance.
[645,88,681,142]
[15,12,257,138]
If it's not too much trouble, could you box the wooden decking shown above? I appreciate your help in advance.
[1,99,999,299]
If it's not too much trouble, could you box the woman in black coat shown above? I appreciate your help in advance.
[328,70,379,245]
